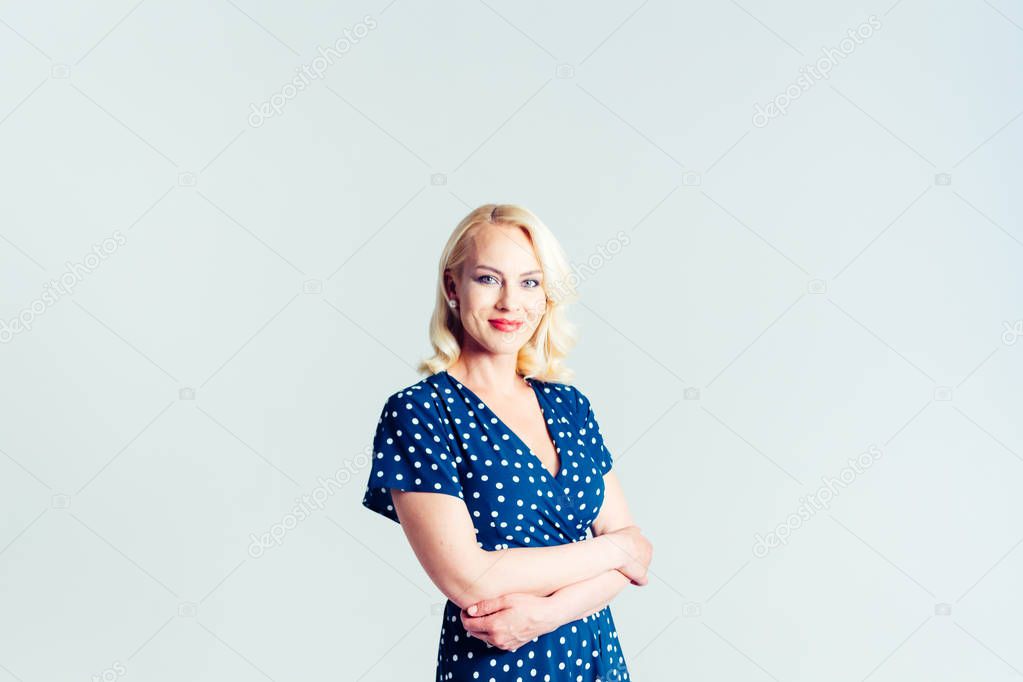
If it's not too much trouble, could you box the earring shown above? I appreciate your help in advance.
[448,299,457,308]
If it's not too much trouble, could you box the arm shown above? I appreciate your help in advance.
[551,569,632,621]
[390,488,642,609]
[544,471,645,621]
[459,472,652,650]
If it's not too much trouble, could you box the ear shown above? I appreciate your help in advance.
[442,270,457,298]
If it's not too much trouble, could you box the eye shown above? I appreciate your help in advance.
[522,279,540,288]
[476,274,499,285]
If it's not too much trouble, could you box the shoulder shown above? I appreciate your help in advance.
[531,377,592,418]
[377,374,448,421]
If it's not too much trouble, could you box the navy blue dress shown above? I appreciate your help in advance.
[362,369,631,681]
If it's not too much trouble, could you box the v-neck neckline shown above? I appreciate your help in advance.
[439,370,563,482]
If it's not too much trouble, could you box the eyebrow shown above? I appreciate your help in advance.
[476,265,542,277]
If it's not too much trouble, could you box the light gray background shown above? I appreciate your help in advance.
[1,1,1021,680]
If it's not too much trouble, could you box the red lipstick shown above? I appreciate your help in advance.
[489,319,522,332]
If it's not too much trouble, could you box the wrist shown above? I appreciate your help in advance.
[594,532,628,571]
[541,591,568,630]
[593,534,618,570]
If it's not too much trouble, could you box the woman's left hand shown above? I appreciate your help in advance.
[460,594,561,651]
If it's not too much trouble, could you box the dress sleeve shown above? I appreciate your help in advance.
[361,390,464,524]
[574,387,614,476]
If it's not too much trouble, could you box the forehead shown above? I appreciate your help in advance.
[466,224,540,270]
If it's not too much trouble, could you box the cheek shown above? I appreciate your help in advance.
[459,295,483,315]
[465,287,496,306]
[467,299,495,319]
[528,297,547,318]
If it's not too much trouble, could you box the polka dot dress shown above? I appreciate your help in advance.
[363,370,631,681]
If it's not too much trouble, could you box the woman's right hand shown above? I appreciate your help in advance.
[601,526,653,586]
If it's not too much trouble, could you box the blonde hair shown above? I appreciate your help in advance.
[417,204,579,383]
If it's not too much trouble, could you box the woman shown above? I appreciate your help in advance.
[362,204,653,681]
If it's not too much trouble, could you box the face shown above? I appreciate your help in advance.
[446,224,548,355]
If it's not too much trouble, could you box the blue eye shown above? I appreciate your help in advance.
[475,275,541,288]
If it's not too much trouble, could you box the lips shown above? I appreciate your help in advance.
[489,319,522,331]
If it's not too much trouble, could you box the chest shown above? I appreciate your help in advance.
[454,410,606,547]
[440,382,607,546]
[493,405,559,474]
[472,389,561,477]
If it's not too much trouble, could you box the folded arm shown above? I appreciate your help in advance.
[457,472,651,650]
[390,486,641,610]
[542,471,640,621]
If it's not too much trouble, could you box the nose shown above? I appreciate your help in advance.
[495,281,518,311]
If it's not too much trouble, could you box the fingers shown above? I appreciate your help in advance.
[464,622,492,640]
[460,610,488,632]
[467,596,501,617]
[468,632,516,651]
[466,631,517,651]
[461,602,499,633]
[623,568,647,586]
[618,553,651,586]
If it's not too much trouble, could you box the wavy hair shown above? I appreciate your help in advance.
[416,204,579,383]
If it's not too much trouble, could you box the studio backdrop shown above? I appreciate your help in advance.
[1,1,1021,680]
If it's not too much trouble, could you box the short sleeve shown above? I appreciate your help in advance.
[573,387,614,476]
[361,390,464,524]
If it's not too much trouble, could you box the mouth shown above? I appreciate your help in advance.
[489,319,522,332]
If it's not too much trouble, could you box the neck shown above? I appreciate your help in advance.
[446,354,526,397]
